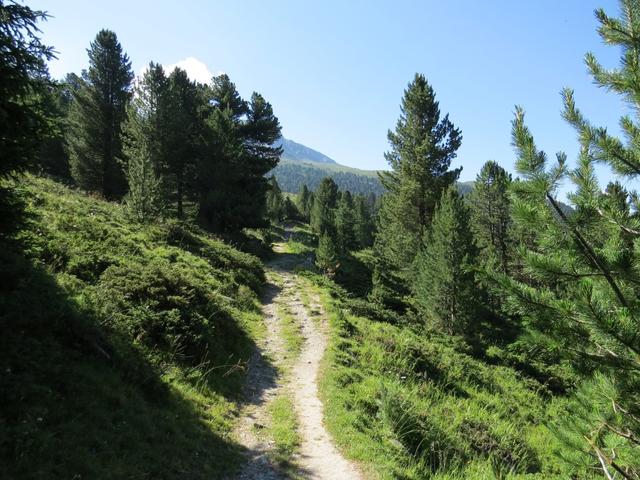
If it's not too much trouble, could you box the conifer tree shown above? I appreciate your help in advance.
[469,160,512,274]
[353,194,374,248]
[413,187,477,335]
[372,74,462,309]
[197,75,281,231]
[316,232,339,275]
[124,142,163,223]
[122,63,167,222]
[282,196,300,220]
[68,29,133,199]
[499,2,640,475]
[335,190,356,253]
[1,0,54,178]
[310,177,338,235]
[36,79,72,179]
[297,184,312,221]
[198,102,244,231]
[165,67,199,218]
[265,176,284,222]
[241,92,283,222]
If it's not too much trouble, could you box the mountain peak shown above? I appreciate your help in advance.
[275,137,337,164]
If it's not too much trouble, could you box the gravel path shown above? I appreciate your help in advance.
[232,240,361,480]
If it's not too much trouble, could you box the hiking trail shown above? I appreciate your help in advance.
[232,231,361,480]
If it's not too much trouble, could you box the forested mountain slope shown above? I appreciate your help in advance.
[271,139,475,197]
[271,159,385,196]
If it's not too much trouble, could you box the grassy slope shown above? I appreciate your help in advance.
[0,175,266,479]
[275,224,592,479]
[315,293,573,479]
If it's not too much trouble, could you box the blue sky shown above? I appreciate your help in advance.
[37,0,624,185]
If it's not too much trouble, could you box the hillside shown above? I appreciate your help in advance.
[273,138,475,197]
[272,159,385,196]
[271,138,384,195]
[0,175,266,479]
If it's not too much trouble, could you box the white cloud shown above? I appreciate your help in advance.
[164,57,223,85]
[136,57,223,85]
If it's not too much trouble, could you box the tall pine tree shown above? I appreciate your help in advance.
[165,67,200,218]
[68,29,133,199]
[310,177,338,236]
[297,184,312,221]
[469,160,512,274]
[335,189,356,253]
[122,62,167,222]
[265,176,284,222]
[413,187,477,335]
[197,75,281,231]
[372,74,462,309]
[353,194,374,248]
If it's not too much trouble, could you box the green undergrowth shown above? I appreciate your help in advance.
[305,274,594,479]
[277,302,304,360]
[0,175,266,479]
[266,394,301,470]
[280,222,316,255]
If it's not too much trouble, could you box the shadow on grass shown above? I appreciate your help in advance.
[0,187,272,479]
[334,252,373,298]
[0,239,265,479]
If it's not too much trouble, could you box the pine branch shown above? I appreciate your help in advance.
[546,193,630,311]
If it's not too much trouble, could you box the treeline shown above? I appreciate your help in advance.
[271,161,385,196]
[29,28,282,232]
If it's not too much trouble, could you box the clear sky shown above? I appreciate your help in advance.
[36,0,625,185]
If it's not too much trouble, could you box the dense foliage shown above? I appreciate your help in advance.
[0,0,54,177]
[494,3,640,474]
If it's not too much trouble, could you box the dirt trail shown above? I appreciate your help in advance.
[232,240,361,480]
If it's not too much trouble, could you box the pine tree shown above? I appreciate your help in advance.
[122,62,167,222]
[124,142,163,223]
[165,67,199,218]
[265,176,284,222]
[282,196,300,220]
[310,177,338,235]
[0,1,54,178]
[353,194,374,248]
[36,79,72,179]
[297,184,312,221]
[499,2,640,475]
[469,160,512,274]
[335,190,356,253]
[413,187,477,335]
[198,103,244,231]
[372,74,462,309]
[197,76,282,231]
[68,29,133,199]
[315,232,339,276]
[241,92,283,224]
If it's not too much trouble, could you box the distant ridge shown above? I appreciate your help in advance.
[271,137,475,198]
[275,137,337,164]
